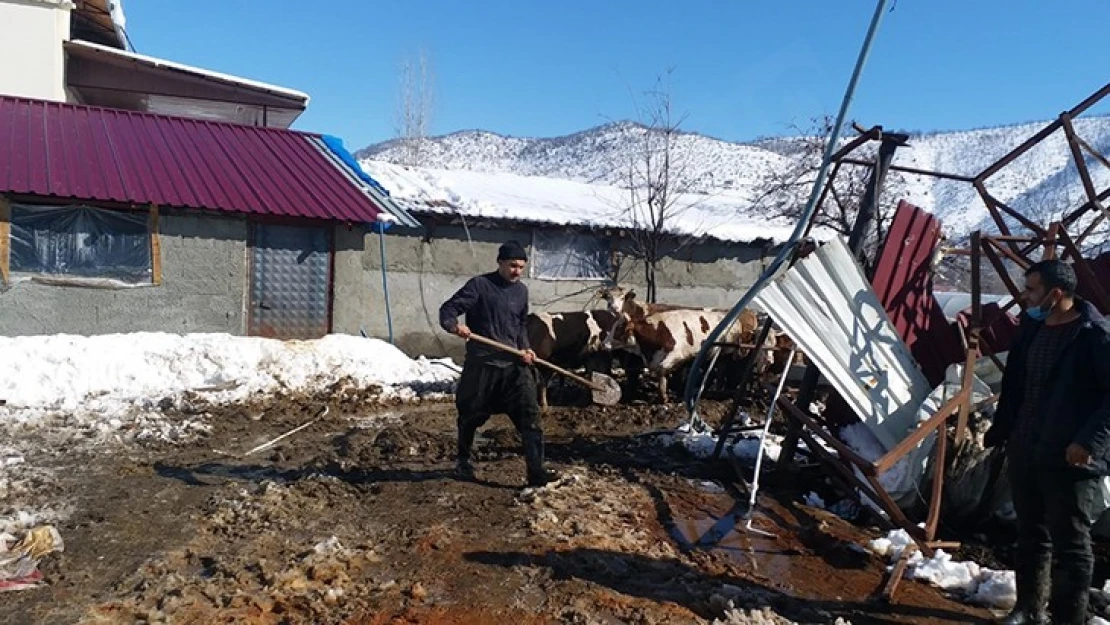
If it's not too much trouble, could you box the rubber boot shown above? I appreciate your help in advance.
[522,433,557,487]
[995,609,1048,625]
[997,555,1050,625]
[1048,566,1093,625]
[456,422,477,480]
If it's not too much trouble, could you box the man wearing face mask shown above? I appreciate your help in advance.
[439,240,557,488]
[986,259,1110,625]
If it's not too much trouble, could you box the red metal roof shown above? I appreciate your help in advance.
[0,96,383,222]
[872,200,1020,385]
[871,201,960,386]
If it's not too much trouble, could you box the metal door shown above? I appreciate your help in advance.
[249,223,331,339]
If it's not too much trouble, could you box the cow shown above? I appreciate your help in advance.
[603,290,770,403]
[526,309,621,411]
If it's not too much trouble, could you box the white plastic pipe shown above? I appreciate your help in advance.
[744,347,797,537]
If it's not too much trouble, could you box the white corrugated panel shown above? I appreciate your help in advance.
[754,237,944,506]
[754,237,934,451]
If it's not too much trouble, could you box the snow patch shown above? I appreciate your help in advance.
[666,420,784,464]
[802,492,826,509]
[868,528,1016,609]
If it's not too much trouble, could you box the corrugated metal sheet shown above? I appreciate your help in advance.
[871,201,963,386]
[1079,251,1110,314]
[754,236,933,451]
[0,96,385,223]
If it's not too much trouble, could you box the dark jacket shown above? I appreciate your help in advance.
[439,272,531,363]
[989,299,1110,473]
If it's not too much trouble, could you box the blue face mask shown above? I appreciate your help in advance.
[1026,305,1050,321]
[1026,293,1057,321]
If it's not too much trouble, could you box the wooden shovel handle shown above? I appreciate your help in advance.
[466,333,605,392]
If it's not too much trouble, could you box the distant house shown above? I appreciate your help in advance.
[0,0,419,340]
[354,160,801,359]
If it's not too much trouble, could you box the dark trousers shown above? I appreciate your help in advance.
[455,360,544,476]
[1009,460,1102,624]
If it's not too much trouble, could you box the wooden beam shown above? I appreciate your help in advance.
[881,545,918,602]
[776,397,877,473]
[1067,82,1110,119]
[981,241,1024,307]
[1062,186,1110,228]
[987,236,1032,270]
[786,409,934,557]
[1042,222,1059,261]
[974,181,1019,253]
[862,472,931,555]
[991,196,1049,237]
[150,204,162,286]
[830,126,882,162]
[1058,227,1110,312]
[839,158,976,182]
[1077,213,1107,248]
[1061,114,1110,225]
[1076,133,1110,174]
[956,233,983,443]
[0,196,9,285]
[977,117,1065,181]
[925,411,949,542]
[875,392,967,474]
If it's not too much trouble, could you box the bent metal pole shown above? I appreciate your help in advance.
[682,0,893,415]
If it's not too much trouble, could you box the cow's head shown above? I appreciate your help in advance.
[620,291,651,321]
[602,311,638,352]
[597,286,633,314]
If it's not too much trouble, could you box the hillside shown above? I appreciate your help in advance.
[360,117,1110,250]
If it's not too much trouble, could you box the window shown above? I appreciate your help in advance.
[531,229,611,281]
[7,204,155,285]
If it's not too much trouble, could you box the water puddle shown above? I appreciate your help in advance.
[668,504,868,602]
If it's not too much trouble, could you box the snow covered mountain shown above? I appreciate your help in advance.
[359,117,1110,248]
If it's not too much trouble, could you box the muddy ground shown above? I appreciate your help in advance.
[1,391,1008,625]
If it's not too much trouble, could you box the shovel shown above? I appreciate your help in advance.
[465,333,621,406]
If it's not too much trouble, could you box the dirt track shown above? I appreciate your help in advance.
[1,395,998,625]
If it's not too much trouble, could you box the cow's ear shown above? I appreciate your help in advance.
[624,291,636,301]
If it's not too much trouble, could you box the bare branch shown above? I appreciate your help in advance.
[394,47,435,167]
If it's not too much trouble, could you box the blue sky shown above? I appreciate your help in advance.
[125,1,1109,150]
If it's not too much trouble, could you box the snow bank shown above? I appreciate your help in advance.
[0,333,457,435]
[869,528,1016,609]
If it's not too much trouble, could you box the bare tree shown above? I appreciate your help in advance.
[615,69,700,303]
[752,116,911,271]
[394,47,434,167]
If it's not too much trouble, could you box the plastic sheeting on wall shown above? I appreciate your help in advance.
[9,204,151,283]
[531,230,610,281]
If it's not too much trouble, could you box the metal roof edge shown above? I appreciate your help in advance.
[307,136,421,229]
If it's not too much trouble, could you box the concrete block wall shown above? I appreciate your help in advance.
[332,222,771,360]
[0,210,248,336]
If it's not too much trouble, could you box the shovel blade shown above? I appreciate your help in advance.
[589,372,622,406]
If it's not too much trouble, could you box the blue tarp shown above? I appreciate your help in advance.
[320,135,394,198]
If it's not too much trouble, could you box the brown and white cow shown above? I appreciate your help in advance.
[603,289,770,403]
[526,309,621,411]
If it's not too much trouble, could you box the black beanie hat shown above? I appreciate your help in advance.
[497,240,528,262]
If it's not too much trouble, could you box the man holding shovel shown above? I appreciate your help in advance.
[439,240,557,487]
